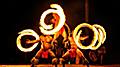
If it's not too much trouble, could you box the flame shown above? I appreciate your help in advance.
[16,4,106,52]
[73,23,98,49]
[16,29,39,52]
[91,24,106,50]
[39,4,66,35]
[73,23,106,50]
[93,24,106,44]
[91,28,103,50]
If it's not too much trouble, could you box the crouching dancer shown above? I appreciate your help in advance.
[62,36,89,64]
[30,40,57,67]
[26,35,57,67]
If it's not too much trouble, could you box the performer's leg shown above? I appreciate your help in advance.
[52,58,58,67]
[76,55,80,64]
[59,58,65,64]
[100,55,103,64]
[30,57,39,67]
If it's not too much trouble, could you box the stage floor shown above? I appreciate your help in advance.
[0,64,120,67]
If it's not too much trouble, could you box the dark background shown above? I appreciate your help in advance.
[2,0,119,64]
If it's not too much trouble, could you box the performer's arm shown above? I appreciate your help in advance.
[34,49,43,59]
[76,49,89,63]
[48,49,56,58]
[62,50,69,58]
[62,28,67,43]
[52,32,60,42]
[79,36,89,40]
[26,39,40,44]
[76,49,84,58]
[26,36,42,44]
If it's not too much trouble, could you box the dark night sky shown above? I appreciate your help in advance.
[2,0,119,64]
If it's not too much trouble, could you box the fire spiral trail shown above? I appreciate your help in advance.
[16,29,39,52]
[16,4,106,52]
[16,4,65,52]
[91,24,106,50]
[39,4,66,35]
[73,23,106,50]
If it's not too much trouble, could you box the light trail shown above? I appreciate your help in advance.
[73,23,106,50]
[16,29,39,52]
[39,4,66,35]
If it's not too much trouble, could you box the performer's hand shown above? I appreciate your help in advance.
[26,39,31,44]
[79,36,89,40]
